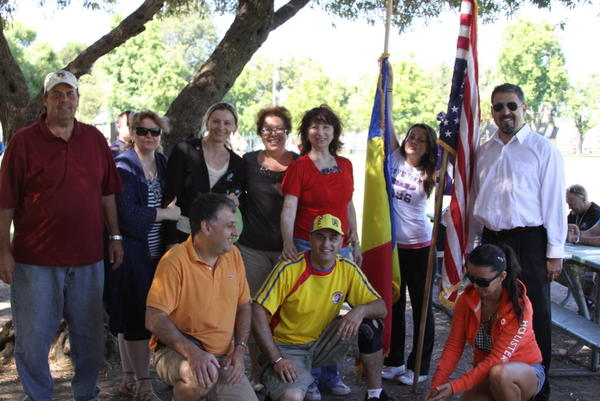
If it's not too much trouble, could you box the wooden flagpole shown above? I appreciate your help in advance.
[384,0,393,53]
[412,147,450,391]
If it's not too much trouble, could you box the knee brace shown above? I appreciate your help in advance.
[358,318,383,354]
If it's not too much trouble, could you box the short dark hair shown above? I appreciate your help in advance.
[567,184,587,200]
[189,193,236,236]
[298,105,343,156]
[256,106,292,136]
[491,83,525,104]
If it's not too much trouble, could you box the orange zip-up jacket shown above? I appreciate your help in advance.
[431,280,542,395]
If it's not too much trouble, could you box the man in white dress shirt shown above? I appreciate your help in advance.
[469,83,566,401]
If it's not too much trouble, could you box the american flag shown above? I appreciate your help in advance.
[437,0,480,308]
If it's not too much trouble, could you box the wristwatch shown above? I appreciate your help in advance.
[109,234,123,240]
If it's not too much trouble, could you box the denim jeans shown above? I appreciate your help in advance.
[12,262,104,401]
[293,238,350,389]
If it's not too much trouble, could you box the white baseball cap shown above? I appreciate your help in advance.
[44,70,78,93]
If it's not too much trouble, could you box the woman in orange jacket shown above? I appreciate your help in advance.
[425,244,544,401]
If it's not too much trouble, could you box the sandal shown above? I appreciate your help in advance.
[135,377,161,401]
[118,371,136,397]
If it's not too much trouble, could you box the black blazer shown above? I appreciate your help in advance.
[164,138,243,244]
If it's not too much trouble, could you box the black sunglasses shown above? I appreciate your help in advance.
[492,102,519,113]
[135,127,162,137]
[465,270,503,288]
[567,186,585,197]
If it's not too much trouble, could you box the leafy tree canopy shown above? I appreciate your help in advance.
[497,18,569,129]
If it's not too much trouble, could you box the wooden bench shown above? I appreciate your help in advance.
[550,302,600,374]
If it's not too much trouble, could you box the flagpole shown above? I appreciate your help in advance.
[384,0,393,53]
[412,148,450,391]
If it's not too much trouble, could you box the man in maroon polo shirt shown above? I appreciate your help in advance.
[0,70,123,401]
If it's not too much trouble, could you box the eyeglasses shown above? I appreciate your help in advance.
[135,127,162,137]
[261,127,288,135]
[492,102,520,112]
[465,270,503,288]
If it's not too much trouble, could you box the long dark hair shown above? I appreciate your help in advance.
[298,105,343,156]
[468,243,524,321]
[398,123,437,197]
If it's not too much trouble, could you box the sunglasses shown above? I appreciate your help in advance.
[567,186,585,197]
[465,270,503,288]
[492,102,519,112]
[135,127,162,137]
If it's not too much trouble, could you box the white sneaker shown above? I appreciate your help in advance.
[381,364,406,380]
[329,380,352,395]
[397,369,428,385]
[305,384,322,401]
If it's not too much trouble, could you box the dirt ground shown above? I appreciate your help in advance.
[0,282,598,401]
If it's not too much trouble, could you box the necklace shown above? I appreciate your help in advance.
[575,207,590,229]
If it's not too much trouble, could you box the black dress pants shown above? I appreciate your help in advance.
[482,226,551,401]
[384,246,435,375]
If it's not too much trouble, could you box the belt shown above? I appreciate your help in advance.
[484,225,544,239]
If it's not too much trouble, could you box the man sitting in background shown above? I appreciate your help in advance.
[566,184,600,231]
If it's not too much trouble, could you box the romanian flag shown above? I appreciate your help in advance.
[360,55,399,352]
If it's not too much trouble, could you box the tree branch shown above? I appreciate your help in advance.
[65,0,166,77]
[271,0,311,31]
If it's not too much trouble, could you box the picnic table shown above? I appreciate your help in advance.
[551,243,600,374]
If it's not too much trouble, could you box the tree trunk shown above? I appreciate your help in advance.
[0,317,119,366]
[0,0,166,141]
[164,0,309,152]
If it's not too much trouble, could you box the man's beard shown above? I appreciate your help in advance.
[498,117,516,135]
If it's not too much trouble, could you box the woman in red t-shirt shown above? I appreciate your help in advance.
[279,105,360,399]
[280,105,361,264]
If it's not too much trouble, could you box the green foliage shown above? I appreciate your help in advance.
[224,53,451,147]
[92,13,218,118]
[390,57,450,136]
[5,21,87,95]
[318,0,584,32]
[497,19,569,129]
[5,22,59,94]
[565,75,600,152]
[224,56,356,137]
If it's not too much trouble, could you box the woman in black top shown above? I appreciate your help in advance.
[238,106,298,391]
[164,102,243,245]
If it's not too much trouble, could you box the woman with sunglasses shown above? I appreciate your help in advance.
[382,123,437,385]
[164,102,243,245]
[425,244,544,401]
[109,110,181,401]
[236,106,299,391]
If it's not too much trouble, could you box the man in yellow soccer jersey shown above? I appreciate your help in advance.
[252,214,391,401]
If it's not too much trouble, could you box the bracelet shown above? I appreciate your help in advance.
[272,356,284,366]
[109,234,123,240]
[235,341,248,350]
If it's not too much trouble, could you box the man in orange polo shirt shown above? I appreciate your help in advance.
[145,193,257,401]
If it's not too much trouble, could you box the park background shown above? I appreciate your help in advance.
[0,1,599,399]
[2,0,599,225]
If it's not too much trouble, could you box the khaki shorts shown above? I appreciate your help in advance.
[261,317,352,400]
[153,346,258,401]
